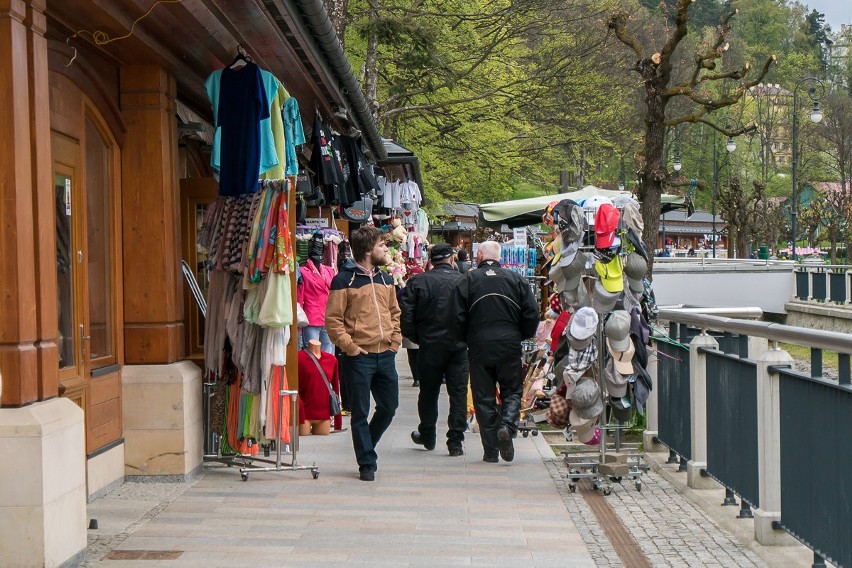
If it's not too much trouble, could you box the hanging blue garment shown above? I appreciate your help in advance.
[207,62,270,196]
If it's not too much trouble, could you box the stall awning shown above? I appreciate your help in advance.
[478,186,686,228]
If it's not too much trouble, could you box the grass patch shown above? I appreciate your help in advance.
[779,342,839,370]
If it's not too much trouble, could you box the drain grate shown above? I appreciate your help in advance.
[104,550,183,560]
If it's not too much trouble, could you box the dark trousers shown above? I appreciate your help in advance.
[337,348,352,412]
[470,356,523,458]
[407,348,419,381]
[345,351,399,471]
[416,347,469,447]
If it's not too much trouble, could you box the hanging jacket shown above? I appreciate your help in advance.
[325,265,401,356]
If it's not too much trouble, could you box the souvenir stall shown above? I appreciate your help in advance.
[198,51,321,480]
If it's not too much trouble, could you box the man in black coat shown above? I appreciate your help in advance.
[400,243,469,456]
[448,240,539,463]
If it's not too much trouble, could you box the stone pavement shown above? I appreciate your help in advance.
[83,351,816,567]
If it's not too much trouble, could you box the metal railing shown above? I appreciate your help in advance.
[794,264,852,304]
[653,309,852,568]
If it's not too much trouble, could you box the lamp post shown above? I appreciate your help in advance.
[711,131,736,258]
[791,77,825,262]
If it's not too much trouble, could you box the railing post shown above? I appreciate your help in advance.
[643,354,662,451]
[687,332,719,489]
[753,346,797,545]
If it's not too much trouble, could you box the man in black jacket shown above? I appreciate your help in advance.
[448,241,539,463]
[400,243,469,456]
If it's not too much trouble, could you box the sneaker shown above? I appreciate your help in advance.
[482,454,499,463]
[497,427,514,462]
[359,467,375,481]
[411,431,436,450]
[448,444,464,457]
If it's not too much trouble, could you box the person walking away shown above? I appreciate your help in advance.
[325,227,401,481]
[456,249,472,274]
[448,241,539,463]
[400,243,469,456]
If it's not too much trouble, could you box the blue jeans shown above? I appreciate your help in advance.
[344,351,399,471]
[301,325,335,354]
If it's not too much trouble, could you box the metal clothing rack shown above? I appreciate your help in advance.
[239,390,319,481]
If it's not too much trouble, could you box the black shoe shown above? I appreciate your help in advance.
[412,380,420,387]
[448,445,464,457]
[497,427,515,462]
[483,455,499,463]
[411,431,436,450]
[359,467,375,481]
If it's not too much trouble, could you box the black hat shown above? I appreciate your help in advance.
[430,243,453,261]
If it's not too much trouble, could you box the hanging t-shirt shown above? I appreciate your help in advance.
[207,62,270,196]
[310,114,339,187]
[382,180,401,209]
[283,97,306,176]
[205,66,280,179]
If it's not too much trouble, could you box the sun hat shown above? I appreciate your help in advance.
[592,280,620,314]
[604,356,629,398]
[604,310,632,352]
[567,307,598,349]
[607,333,636,375]
[546,394,570,429]
[594,204,620,249]
[569,376,604,420]
[594,256,624,293]
[623,252,647,292]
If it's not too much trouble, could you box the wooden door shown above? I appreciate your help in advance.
[51,114,122,454]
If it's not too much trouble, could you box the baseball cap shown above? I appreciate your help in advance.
[592,280,620,314]
[619,202,643,233]
[555,238,580,268]
[584,196,613,212]
[557,248,587,287]
[594,204,620,249]
[607,334,636,375]
[604,356,629,398]
[553,200,586,246]
[604,310,632,352]
[594,256,624,293]
[579,426,601,445]
[570,377,604,420]
[568,307,598,349]
[430,243,453,261]
[623,252,647,292]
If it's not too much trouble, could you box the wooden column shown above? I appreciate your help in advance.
[120,65,185,364]
[0,0,56,407]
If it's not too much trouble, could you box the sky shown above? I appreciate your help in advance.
[804,0,851,33]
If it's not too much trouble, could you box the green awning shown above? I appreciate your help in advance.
[478,186,686,228]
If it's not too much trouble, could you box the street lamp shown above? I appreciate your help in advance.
[711,130,736,258]
[791,77,825,262]
[673,155,682,172]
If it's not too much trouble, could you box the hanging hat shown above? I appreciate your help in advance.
[549,293,563,314]
[569,377,604,421]
[562,367,585,399]
[623,252,647,293]
[594,256,624,293]
[619,202,644,234]
[567,307,598,349]
[626,228,649,261]
[556,248,587,287]
[594,204,620,249]
[555,238,580,269]
[562,283,590,311]
[584,196,613,213]
[546,394,570,429]
[604,356,630,398]
[611,400,632,423]
[592,280,620,314]
[607,331,636,375]
[553,200,586,247]
[579,426,602,445]
[604,310,632,352]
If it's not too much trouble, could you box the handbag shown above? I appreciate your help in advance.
[296,302,309,328]
[306,350,341,416]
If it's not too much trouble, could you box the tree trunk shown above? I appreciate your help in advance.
[363,0,381,121]
[322,0,350,43]
[639,91,667,277]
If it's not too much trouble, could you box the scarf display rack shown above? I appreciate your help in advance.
[195,178,319,480]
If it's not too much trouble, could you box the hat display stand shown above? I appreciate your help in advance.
[518,340,545,438]
[554,203,647,496]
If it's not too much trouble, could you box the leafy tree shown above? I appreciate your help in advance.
[815,93,852,262]
[607,0,775,272]
[718,176,768,258]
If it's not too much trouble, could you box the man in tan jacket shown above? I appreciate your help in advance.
[325,226,401,481]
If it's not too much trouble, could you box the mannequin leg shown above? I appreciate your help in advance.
[310,420,331,435]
